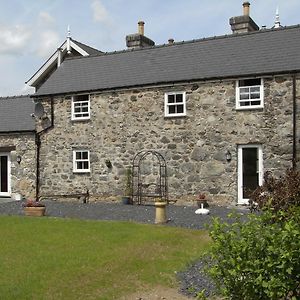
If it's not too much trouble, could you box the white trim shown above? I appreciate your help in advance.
[164,91,186,117]
[236,78,264,110]
[73,150,90,173]
[0,153,11,197]
[69,40,89,56]
[27,40,89,87]
[237,145,263,204]
[71,94,91,121]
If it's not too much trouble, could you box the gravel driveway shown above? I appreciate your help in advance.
[0,199,249,298]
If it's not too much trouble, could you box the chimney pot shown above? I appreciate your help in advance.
[138,21,145,35]
[243,1,250,16]
[168,38,174,45]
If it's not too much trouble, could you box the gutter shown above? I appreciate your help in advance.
[0,130,35,134]
[35,97,54,200]
[292,74,297,169]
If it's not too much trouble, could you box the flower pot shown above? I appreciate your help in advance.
[24,206,46,217]
[122,196,132,205]
[197,199,209,208]
[155,202,167,224]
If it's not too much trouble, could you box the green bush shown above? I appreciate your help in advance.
[208,209,300,300]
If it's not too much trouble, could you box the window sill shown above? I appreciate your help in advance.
[164,114,187,118]
[71,118,91,122]
[73,170,91,174]
[236,106,264,111]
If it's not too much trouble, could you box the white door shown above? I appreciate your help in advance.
[238,145,263,204]
[0,153,11,197]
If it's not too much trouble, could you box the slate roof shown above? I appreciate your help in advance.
[34,25,300,97]
[72,39,103,55]
[0,95,35,132]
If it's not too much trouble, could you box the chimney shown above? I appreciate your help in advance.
[243,1,250,16]
[138,21,144,35]
[229,2,259,34]
[126,21,155,49]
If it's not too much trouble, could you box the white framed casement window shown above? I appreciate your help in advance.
[164,92,186,117]
[71,94,90,120]
[236,78,264,110]
[73,150,90,173]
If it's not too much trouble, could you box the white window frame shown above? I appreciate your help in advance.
[73,150,90,173]
[71,94,90,120]
[236,78,264,110]
[164,91,186,117]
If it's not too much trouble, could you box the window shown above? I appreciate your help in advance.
[72,94,90,120]
[236,78,264,109]
[164,92,186,117]
[73,150,90,173]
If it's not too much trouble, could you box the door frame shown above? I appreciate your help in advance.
[0,152,11,197]
[237,144,263,204]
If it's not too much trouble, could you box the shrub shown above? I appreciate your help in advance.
[208,209,300,300]
[250,169,300,215]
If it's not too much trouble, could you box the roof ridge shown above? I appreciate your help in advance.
[62,24,300,62]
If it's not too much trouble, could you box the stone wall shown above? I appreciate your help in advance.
[38,75,299,204]
[0,133,36,199]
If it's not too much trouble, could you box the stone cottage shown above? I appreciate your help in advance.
[1,2,300,205]
[0,96,36,200]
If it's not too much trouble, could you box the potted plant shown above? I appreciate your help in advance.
[122,168,133,204]
[23,199,46,216]
[197,193,209,208]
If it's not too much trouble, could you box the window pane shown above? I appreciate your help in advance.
[240,93,250,100]
[251,101,261,106]
[177,104,184,113]
[168,105,176,114]
[76,152,81,159]
[77,161,83,169]
[168,95,175,103]
[250,93,260,99]
[83,162,89,169]
[175,94,183,103]
[239,78,261,87]
[75,94,89,101]
[82,152,88,159]
[240,101,250,106]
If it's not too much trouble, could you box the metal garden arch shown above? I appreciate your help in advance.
[132,150,168,205]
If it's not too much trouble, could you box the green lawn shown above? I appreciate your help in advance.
[0,216,210,300]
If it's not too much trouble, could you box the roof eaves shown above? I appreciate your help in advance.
[32,69,300,99]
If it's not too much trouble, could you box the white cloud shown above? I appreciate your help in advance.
[38,11,55,25]
[36,30,60,58]
[91,0,112,25]
[0,24,31,55]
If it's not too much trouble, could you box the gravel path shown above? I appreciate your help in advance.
[0,200,249,298]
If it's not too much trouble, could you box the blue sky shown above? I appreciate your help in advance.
[0,0,299,96]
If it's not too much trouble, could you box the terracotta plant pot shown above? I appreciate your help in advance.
[24,206,46,217]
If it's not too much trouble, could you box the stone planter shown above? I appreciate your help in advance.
[24,206,46,217]
[155,202,167,224]
[122,196,132,205]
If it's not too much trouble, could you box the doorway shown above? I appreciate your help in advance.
[0,153,11,197]
[238,145,263,204]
